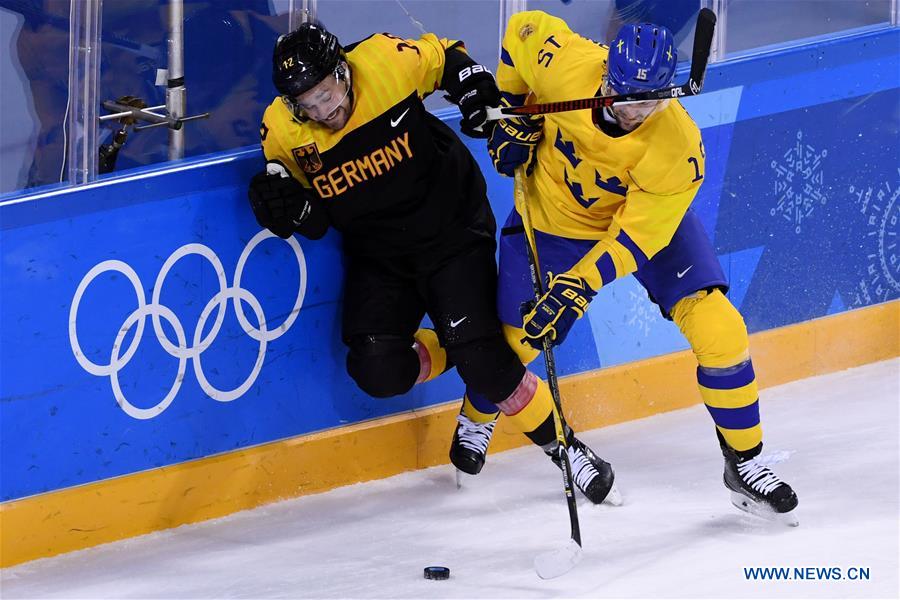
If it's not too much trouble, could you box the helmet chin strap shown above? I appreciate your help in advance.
[281,94,306,123]
[322,64,353,120]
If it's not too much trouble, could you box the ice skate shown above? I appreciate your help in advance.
[449,413,497,476]
[723,442,799,526]
[547,435,622,506]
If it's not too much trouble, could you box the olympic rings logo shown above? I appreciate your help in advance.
[68,230,306,420]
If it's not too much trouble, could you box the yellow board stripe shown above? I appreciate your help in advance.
[2,300,897,567]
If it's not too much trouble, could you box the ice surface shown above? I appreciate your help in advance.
[3,359,898,599]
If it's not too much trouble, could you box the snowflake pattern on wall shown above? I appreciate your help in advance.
[625,289,662,337]
[770,130,828,234]
[849,170,900,306]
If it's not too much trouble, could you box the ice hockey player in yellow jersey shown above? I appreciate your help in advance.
[484,10,798,523]
[246,22,619,506]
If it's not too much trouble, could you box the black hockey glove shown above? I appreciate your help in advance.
[247,162,329,240]
[442,48,500,139]
[488,106,544,177]
[521,272,596,350]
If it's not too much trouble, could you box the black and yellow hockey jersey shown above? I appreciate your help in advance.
[260,33,494,263]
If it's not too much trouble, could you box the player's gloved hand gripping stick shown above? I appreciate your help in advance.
[521,273,596,350]
[487,100,544,177]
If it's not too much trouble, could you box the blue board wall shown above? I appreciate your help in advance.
[1,27,897,502]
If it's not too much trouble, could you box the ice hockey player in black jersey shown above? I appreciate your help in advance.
[247,21,620,505]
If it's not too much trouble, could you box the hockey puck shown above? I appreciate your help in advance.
[423,566,450,580]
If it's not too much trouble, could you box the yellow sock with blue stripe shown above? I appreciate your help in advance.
[697,360,761,452]
[671,289,762,453]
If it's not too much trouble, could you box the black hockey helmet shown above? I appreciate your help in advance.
[272,21,343,97]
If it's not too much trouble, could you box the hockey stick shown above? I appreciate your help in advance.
[485,8,717,121]
[514,168,583,579]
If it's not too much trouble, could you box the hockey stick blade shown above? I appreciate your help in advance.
[534,538,584,579]
[485,8,718,121]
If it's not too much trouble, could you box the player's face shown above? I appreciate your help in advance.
[610,100,662,131]
[295,65,352,130]
[602,80,664,131]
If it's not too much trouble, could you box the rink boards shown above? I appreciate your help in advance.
[1,26,898,566]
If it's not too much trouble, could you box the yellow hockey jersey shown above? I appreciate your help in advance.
[260,33,493,261]
[497,11,706,291]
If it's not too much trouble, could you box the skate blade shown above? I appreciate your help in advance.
[730,491,799,527]
[534,538,583,579]
[454,468,478,489]
[603,481,624,506]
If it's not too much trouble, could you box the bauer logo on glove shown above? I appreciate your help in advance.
[441,49,500,138]
[496,119,543,143]
[487,99,544,177]
[521,272,596,349]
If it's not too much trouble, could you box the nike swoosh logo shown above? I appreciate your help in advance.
[449,316,467,328]
[390,108,410,128]
[676,265,693,279]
